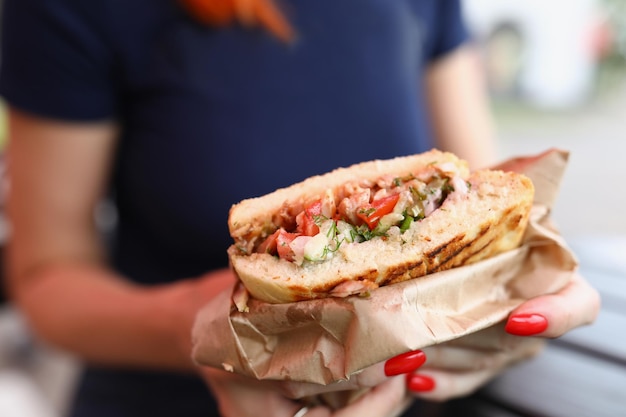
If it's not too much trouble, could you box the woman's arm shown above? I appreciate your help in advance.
[425,44,498,169]
[4,108,236,371]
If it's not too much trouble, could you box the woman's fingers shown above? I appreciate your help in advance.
[334,376,411,417]
[422,338,544,372]
[404,330,544,401]
[291,272,599,405]
[405,272,601,403]
[287,377,410,417]
[384,350,427,376]
[505,273,601,338]
[202,363,410,417]
[408,341,543,402]
[407,368,496,402]
[201,367,318,417]
[277,360,394,399]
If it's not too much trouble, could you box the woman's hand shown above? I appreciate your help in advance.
[386,272,600,401]
[503,273,600,339]
[193,277,428,416]
[199,366,411,417]
[407,325,545,401]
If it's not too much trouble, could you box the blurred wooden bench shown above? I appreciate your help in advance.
[407,236,626,417]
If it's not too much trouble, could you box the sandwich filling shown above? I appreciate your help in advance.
[255,162,470,266]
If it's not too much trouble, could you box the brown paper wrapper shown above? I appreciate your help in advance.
[191,149,577,386]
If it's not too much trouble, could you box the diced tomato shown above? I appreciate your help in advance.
[276,229,301,261]
[257,230,280,254]
[296,200,322,236]
[356,193,400,229]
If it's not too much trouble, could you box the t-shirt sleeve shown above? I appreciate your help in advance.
[426,0,471,62]
[0,0,117,121]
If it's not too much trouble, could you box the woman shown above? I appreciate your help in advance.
[0,0,599,416]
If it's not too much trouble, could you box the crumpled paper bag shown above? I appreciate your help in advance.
[191,149,576,386]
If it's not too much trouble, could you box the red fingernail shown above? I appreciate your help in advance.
[406,374,435,392]
[384,350,427,376]
[505,313,548,336]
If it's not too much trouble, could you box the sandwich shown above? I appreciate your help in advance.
[227,149,535,304]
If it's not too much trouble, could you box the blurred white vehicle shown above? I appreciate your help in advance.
[462,0,606,109]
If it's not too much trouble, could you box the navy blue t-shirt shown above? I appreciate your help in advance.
[0,0,469,416]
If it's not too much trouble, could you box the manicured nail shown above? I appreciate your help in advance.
[406,374,435,392]
[505,313,548,336]
[384,350,427,376]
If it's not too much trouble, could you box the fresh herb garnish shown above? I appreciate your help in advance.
[313,214,329,227]
[393,174,415,187]
[358,207,376,217]
[399,215,414,232]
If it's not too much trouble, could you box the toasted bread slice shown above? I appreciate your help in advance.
[227,151,534,304]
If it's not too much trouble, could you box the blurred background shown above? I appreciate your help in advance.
[464,0,626,240]
[0,0,625,416]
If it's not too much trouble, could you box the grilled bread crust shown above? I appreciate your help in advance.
[227,151,534,304]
